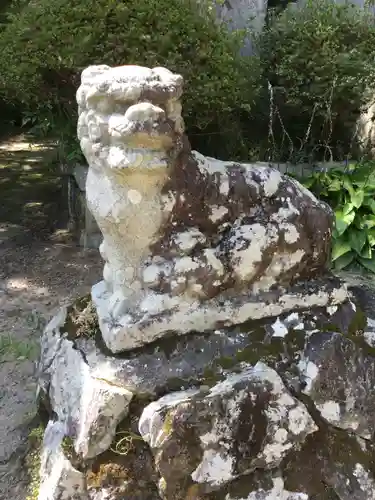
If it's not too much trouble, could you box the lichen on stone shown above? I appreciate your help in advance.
[63,295,100,340]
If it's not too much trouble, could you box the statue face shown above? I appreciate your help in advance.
[107,102,176,152]
[77,65,184,171]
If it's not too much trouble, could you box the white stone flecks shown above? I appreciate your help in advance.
[326,305,338,315]
[228,223,278,282]
[352,463,375,499]
[364,317,375,347]
[271,318,289,338]
[172,228,207,252]
[192,449,235,486]
[316,401,341,423]
[298,359,320,394]
[225,477,309,500]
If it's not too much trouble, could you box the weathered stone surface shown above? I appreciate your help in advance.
[36,285,375,499]
[297,301,375,440]
[39,421,88,500]
[282,425,375,499]
[224,476,308,500]
[86,421,161,500]
[138,362,316,498]
[40,279,349,399]
[38,416,160,500]
[38,308,133,459]
[207,473,309,500]
[76,64,340,353]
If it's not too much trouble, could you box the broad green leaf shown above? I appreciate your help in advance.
[363,197,375,214]
[368,229,375,247]
[350,165,372,184]
[362,216,375,229]
[365,169,375,187]
[343,176,355,198]
[342,210,356,225]
[328,168,343,177]
[354,180,375,190]
[361,244,372,259]
[350,189,365,208]
[331,238,352,261]
[342,202,354,216]
[352,166,375,189]
[353,215,363,230]
[333,251,355,271]
[358,256,375,274]
[335,218,348,236]
[346,163,357,172]
[348,228,367,254]
[334,210,356,235]
[327,178,342,192]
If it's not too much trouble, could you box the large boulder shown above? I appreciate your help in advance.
[139,363,317,498]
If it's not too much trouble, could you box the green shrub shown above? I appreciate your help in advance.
[0,0,261,161]
[299,162,375,273]
[257,0,375,162]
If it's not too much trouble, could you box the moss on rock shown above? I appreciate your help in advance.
[25,424,44,500]
[63,295,100,341]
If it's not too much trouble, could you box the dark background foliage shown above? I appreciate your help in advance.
[1,0,375,163]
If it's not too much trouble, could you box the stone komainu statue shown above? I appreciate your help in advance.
[34,64,367,500]
[76,65,340,353]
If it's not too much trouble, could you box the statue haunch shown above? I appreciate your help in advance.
[76,64,343,353]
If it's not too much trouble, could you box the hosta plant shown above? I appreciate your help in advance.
[300,162,375,273]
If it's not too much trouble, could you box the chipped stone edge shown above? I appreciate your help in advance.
[93,281,349,353]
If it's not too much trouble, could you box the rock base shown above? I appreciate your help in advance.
[34,279,375,499]
[92,277,348,353]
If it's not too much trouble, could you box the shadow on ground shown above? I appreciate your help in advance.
[0,134,68,239]
[0,133,102,500]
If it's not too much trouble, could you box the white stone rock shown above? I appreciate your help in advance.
[93,278,348,353]
[139,362,317,493]
[39,308,133,459]
[352,463,375,499]
[38,421,88,500]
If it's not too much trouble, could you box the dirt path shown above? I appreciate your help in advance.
[0,133,65,238]
[0,134,102,498]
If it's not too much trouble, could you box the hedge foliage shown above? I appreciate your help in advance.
[257,0,375,162]
[1,0,375,163]
[0,0,261,160]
